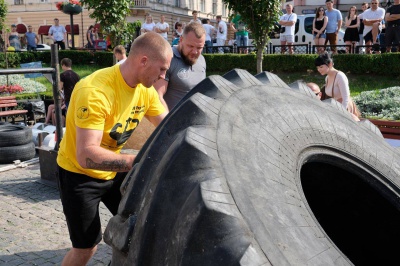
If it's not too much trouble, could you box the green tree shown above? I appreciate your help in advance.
[0,0,7,51]
[223,0,282,73]
[81,0,132,47]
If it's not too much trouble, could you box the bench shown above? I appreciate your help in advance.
[369,119,400,140]
[0,96,28,124]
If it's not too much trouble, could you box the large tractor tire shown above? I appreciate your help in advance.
[104,69,400,265]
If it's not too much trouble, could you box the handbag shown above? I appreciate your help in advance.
[280,27,285,33]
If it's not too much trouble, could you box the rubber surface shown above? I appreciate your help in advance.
[104,69,400,265]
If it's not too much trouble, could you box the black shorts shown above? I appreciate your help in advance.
[364,30,380,43]
[385,25,400,46]
[58,166,126,248]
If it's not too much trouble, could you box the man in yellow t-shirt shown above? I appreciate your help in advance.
[56,32,173,266]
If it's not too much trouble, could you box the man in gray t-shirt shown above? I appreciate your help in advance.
[154,22,206,111]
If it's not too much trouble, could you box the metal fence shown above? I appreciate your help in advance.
[203,42,395,55]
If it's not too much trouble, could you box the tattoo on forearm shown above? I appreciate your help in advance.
[86,158,129,171]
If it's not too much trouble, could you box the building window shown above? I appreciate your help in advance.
[175,0,180,7]
[157,0,162,3]
[14,0,24,4]
[222,4,227,17]
[200,0,205,12]
[212,2,217,14]
[189,0,193,10]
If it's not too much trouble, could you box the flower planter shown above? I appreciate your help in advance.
[62,4,82,15]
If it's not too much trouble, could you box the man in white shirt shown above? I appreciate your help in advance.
[190,10,202,24]
[48,18,67,50]
[359,0,385,53]
[155,15,170,40]
[216,15,227,53]
[202,19,215,53]
[279,4,297,54]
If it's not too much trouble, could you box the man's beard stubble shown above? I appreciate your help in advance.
[179,46,198,66]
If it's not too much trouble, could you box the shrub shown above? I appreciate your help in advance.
[353,87,400,120]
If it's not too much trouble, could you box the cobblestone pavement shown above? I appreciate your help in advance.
[0,162,112,266]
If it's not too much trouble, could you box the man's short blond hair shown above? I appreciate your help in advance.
[113,45,126,55]
[129,31,171,61]
[183,22,206,39]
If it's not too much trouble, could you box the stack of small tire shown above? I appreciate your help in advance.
[0,123,36,164]
[104,69,400,266]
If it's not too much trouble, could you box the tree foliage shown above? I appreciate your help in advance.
[0,0,7,51]
[223,0,282,73]
[80,0,132,47]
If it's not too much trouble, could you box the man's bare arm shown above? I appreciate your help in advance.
[153,78,170,112]
[76,126,135,171]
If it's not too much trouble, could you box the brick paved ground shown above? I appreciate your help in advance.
[0,162,112,265]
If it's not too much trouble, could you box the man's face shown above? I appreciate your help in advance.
[142,54,172,88]
[326,1,334,10]
[286,5,293,13]
[370,1,379,10]
[178,31,205,66]
[161,16,165,22]
[54,19,59,25]
[28,27,33,32]
[193,12,198,19]
[362,4,368,11]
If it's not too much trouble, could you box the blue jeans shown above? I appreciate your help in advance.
[205,40,212,53]
[236,35,248,47]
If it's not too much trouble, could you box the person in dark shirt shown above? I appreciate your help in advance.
[385,0,400,52]
[60,58,80,108]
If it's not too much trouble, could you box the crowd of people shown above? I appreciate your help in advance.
[312,0,399,54]
[4,18,99,51]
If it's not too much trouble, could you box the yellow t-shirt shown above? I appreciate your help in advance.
[57,65,165,180]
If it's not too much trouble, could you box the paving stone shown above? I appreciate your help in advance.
[0,162,112,265]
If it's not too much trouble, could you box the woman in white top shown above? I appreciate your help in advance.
[141,15,155,34]
[315,53,360,120]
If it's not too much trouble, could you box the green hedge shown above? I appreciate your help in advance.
[2,51,400,75]
[203,53,400,76]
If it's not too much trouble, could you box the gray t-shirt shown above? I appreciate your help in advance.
[164,46,206,110]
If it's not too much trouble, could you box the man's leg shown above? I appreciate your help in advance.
[364,31,373,54]
[60,41,66,50]
[217,38,225,53]
[385,26,393,52]
[372,22,380,44]
[58,167,114,266]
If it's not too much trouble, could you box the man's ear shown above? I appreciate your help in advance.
[140,56,148,67]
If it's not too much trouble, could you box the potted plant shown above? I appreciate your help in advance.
[56,0,82,15]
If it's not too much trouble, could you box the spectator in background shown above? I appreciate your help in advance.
[359,0,385,54]
[307,82,322,100]
[325,0,342,54]
[384,0,400,52]
[172,22,184,45]
[190,10,202,24]
[154,22,206,111]
[344,6,360,53]
[141,14,155,34]
[86,25,95,49]
[202,18,214,53]
[25,25,39,51]
[313,7,328,54]
[113,45,127,64]
[231,13,250,54]
[7,24,21,51]
[155,15,170,40]
[279,4,297,54]
[216,15,227,53]
[48,18,67,50]
[358,3,369,53]
[315,52,360,120]
[60,58,80,109]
